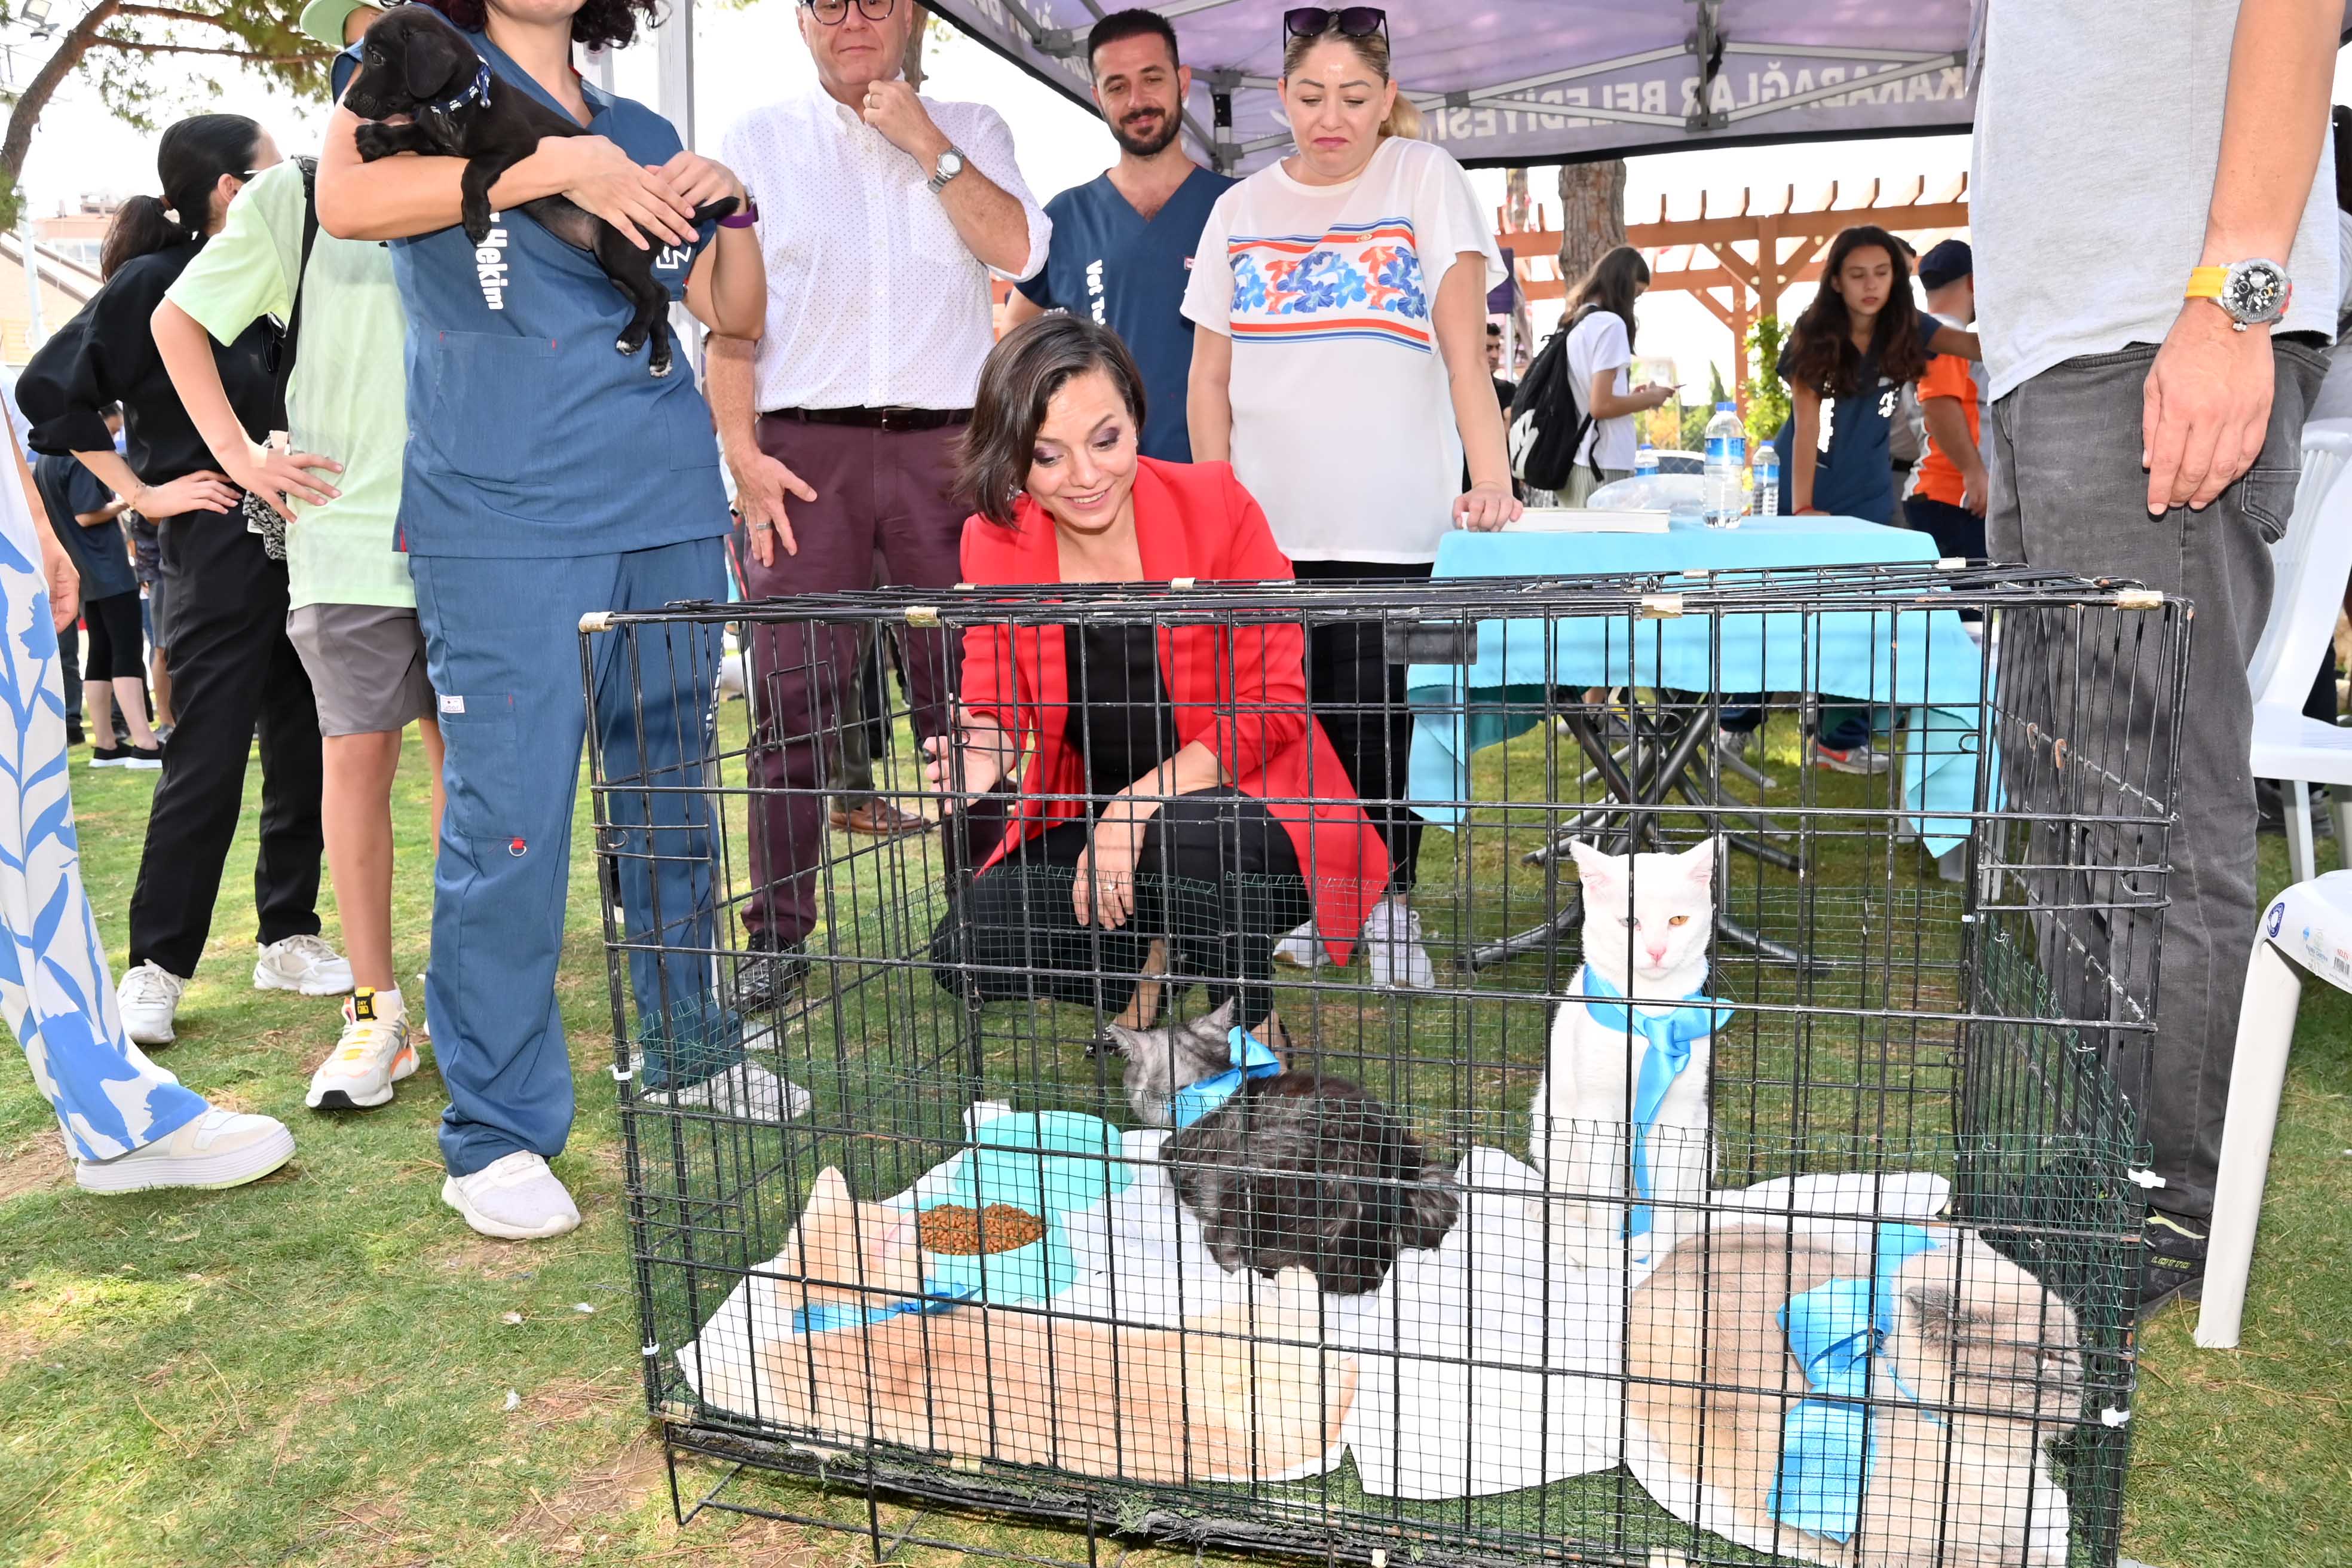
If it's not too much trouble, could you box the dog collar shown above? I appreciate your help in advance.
[433,60,492,117]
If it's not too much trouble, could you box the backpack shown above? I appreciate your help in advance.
[1508,309,1603,492]
[242,155,322,563]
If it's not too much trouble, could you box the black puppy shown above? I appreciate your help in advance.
[341,5,736,378]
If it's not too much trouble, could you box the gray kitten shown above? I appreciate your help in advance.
[1099,998,1245,1128]
[1102,1000,1463,1296]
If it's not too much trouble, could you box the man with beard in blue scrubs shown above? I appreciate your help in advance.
[317,0,783,1241]
[1002,9,1231,463]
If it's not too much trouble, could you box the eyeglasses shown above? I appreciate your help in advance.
[1282,7,1388,44]
[802,0,896,23]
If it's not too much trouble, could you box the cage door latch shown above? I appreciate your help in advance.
[1640,593,1685,620]
[1384,620,1478,666]
[2127,1168,2166,1189]
[2114,588,2166,610]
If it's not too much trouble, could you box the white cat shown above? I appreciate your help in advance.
[1529,838,1719,1269]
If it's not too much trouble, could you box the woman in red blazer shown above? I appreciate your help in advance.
[924,316,1386,1036]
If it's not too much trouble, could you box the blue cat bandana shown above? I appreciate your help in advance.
[791,1282,978,1337]
[1575,967,1732,1247]
[1767,1223,1946,1541]
[1169,1025,1284,1128]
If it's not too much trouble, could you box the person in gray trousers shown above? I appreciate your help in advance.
[1970,0,2339,1318]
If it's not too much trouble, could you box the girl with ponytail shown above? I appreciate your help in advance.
[19,111,345,1048]
[1181,6,1514,988]
[99,114,269,280]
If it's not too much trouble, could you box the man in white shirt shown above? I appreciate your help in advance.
[1972,0,2336,1318]
[708,0,1048,1007]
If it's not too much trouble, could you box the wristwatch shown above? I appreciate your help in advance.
[718,200,760,229]
[927,145,967,195]
[2186,259,2291,332]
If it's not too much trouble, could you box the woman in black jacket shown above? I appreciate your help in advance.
[19,113,347,1048]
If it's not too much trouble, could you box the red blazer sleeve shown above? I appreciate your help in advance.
[1203,469,1308,780]
[957,515,1026,736]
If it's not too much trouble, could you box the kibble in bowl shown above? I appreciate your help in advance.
[918,1202,1046,1256]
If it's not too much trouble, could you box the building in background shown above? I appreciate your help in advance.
[34,195,120,275]
[0,227,97,371]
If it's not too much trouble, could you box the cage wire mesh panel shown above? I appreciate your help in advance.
[583,565,2183,1568]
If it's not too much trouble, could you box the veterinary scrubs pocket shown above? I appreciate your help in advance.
[438,695,525,840]
[422,332,568,490]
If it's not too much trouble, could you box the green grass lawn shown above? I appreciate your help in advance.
[1,709,2348,1568]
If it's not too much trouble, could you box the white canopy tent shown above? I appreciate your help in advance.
[633,1,2352,174]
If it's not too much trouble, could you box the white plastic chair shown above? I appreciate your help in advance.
[2195,870,2352,1348]
[2246,419,2352,884]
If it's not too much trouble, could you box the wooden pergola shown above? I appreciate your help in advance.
[1498,174,1970,410]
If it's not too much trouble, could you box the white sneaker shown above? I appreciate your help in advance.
[1362,895,1437,989]
[305,988,419,1111]
[440,1151,580,1241]
[1272,917,1327,969]
[117,961,185,1046]
[643,1059,812,1122]
[74,1108,295,1194]
[413,972,431,1042]
[254,934,354,997]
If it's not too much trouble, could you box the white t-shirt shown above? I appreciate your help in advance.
[1563,310,1636,471]
[1181,136,1505,563]
[2310,209,2352,423]
[1971,0,2338,402]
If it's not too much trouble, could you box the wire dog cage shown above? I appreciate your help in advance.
[583,564,2185,1568]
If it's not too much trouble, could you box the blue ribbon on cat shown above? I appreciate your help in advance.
[1168,1026,1284,1128]
[1767,1223,1945,1542]
[1575,967,1731,1245]
[791,1281,979,1337]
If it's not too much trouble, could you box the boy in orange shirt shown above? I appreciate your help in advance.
[1903,240,1987,575]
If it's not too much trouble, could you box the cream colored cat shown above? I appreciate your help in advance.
[753,1168,1356,1483]
[1624,1223,2084,1567]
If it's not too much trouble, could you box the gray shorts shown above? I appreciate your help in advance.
[145,578,172,655]
[287,602,435,737]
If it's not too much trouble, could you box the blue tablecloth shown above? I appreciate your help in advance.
[1405,517,1989,856]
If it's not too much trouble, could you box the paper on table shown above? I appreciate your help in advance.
[1502,508,1670,534]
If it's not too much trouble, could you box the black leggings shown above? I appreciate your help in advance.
[932,788,1312,1029]
[81,590,143,682]
[1291,558,1431,896]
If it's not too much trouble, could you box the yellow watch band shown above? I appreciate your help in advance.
[2186,265,2230,301]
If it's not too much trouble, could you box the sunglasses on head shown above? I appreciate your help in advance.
[1283,7,1388,44]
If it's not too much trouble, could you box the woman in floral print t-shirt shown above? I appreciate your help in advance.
[1183,10,1514,988]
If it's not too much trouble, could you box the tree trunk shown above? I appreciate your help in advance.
[1,0,125,228]
[1555,158,1628,301]
[1502,166,1535,369]
[902,3,930,91]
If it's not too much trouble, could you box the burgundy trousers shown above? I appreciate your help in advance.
[739,415,969,948]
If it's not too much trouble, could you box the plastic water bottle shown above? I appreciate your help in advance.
[1753,444,1780,520]
[1634,442,1658,478]
[1702,402,1747,528]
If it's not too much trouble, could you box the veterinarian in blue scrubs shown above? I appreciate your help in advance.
[317,0,777,1241]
